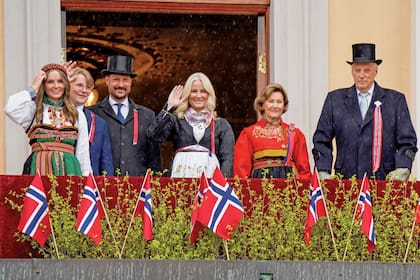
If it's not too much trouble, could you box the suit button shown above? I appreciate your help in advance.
[121,160,125,165]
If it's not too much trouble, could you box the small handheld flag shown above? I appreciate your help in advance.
[304,169,327,246]
[134,171,153,240]
[356,174,376,253]
[190,171,209,244]
[197,167,243,240]
[17,172,51,247]
[76,173,104,245]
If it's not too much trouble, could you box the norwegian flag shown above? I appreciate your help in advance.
[356,174,377,253]
[190,171,209,244]
[196,166,244,240]
[17,172,51,247]
[76,173,104,245]
[304,169,327,245]
[415,198,420,224]
[134,171,153,241]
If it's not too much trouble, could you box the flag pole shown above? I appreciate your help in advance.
[92,175,121,258]
[342,173,366,261]
[317,172,339,261]
[120,171,149,257]
[403,216,416,263]
[38,170,60,259]
[403,184,417,263]
[223,239,230,260]
[49,221,60,259]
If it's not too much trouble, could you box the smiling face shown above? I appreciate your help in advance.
[188,80,209,112]
[262,91,285,122]
[351,62,378,92]
[70,73,92,106]
[105,73,133,101]
[44,70,66,102]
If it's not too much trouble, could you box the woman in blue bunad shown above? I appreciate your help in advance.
[146,72,235,178]
[5,63,91,176]
[234,83,311,182]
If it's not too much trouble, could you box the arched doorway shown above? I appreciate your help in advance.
[62,0,270,170]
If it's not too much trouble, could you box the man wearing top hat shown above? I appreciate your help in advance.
[312,43,417,180]
[88,55,161,176]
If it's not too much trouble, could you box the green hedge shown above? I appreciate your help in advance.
[5,174,420,262]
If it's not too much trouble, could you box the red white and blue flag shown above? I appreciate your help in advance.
[356,174,376,253]
[197,166,243,240]
[134,171,153,241]
[17,172,51,247]
[76,173,104,245]
[190,171,209,244]
[415,198,420,224]
[304,169,327,245]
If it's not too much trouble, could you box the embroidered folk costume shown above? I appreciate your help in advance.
[5,64,91,176]
[234,119,311,181]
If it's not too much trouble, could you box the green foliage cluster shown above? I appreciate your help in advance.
[5,174,420,262]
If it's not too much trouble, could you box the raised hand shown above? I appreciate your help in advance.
[63,60,79,83]
[31,70,47,93]
[167,85,184,111]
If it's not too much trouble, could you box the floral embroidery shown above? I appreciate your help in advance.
[47,107,69,128]
[252,125,286,142]
[43,96,70,128]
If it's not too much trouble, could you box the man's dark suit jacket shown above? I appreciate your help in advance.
[88,98,161,176]
[313,82,417,179]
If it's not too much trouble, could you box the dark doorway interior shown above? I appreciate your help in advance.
[66,11,258,169]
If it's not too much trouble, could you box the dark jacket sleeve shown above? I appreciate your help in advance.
[146,110,177,143]
[143,110,162,173]
[393,93,417,169]
[216,118,235,178]
[97,117,115,176]
[312,93,335,173]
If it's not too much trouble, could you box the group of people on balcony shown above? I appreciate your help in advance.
[4,43,418,181]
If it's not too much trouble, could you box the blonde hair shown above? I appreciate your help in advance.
[35,66,78,125]
[175,72,217,119]
[254,83,289,115]
[73,68,94,89]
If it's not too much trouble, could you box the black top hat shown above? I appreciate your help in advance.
[101,55,137,77]
[346,43,382,65]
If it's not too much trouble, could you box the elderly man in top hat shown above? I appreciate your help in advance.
[88,55,161,176]
[313,43,417,180]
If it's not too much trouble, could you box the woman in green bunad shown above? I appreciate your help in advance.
[5,63,91,176]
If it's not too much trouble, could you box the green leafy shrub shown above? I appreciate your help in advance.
[5,174,420,262]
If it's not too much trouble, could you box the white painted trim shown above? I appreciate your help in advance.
[270,0,329,169]
[4,0,61,174]
[413,0,420,179]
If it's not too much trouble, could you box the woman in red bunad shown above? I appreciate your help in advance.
[234,83,311,182]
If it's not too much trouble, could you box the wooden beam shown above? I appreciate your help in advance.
[61,0,270,15]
